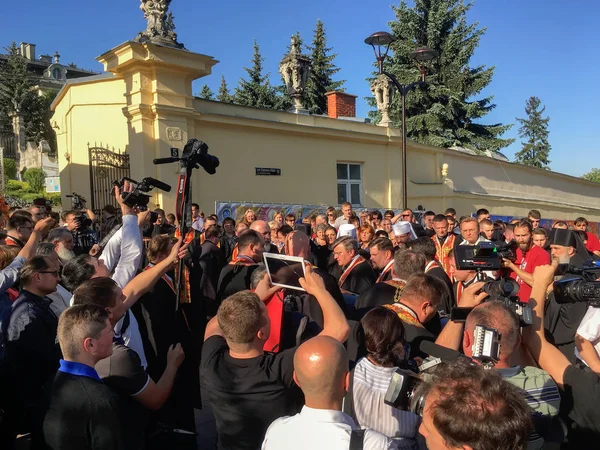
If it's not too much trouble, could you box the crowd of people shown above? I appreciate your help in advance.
[0,194,599,450]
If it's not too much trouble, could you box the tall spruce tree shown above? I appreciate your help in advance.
[514,96,551,168]
[217,75,233,103]
[234,40,278,109]
[368,0,512,152]
[198,84,214,100]
[306,20,344,115]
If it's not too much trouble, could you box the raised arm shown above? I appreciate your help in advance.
[299,266,350,342]
[522,261,571,388]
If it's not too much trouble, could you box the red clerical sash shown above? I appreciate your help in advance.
[229,255,257,266]
[338,255,366,288]
[384,303,423,328]
[432,234,455,277]
[425,260,440,273]
[376,259,395,283]
[144,264,176,294]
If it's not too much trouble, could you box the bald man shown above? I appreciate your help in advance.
[250,220,279,254]
[284,231,348,325]
[262,336,394,450]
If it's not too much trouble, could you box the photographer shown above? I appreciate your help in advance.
[502,219,551,303]
[63,210,98,255]
[142,208,176,238]
[523,262,600,445]
[418,359,532,450]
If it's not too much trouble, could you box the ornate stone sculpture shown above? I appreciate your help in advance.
[134,0,184,49]
[370,74,395,127]
[279,36,311,113]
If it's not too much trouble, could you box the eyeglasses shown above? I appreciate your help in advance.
[401,214,411,217]
[37,270,59,276]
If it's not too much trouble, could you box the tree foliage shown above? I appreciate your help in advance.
[515,96,551,169]
[305,20,345,115]
[217,75,233,103]
[582,168,600,183]
[367,0,513,153]
[198,84,214,100]
[23,167,46,193]
[0,43,57,153]
[234,41,279,109]
[3,158,16,179]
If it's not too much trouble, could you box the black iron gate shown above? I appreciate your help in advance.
[88,145,131,212]
[0,129,17,159]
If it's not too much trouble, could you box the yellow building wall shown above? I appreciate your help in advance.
[51,42,600,223]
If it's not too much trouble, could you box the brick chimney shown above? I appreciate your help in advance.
[325,91,357,118]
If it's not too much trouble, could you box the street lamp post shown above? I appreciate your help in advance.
[365,31,438,211]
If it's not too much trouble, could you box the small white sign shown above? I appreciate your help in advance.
[46,176,61,193]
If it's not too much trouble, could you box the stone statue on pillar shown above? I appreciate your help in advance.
[370,74,395,127]
[135,0,185,49]
[279,36,311,114]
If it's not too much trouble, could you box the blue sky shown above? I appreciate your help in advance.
[2,0,599,177]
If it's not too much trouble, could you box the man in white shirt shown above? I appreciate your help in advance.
[262,336,396,450]
[334,202,354,229]
[62,181,146,367]
[459,217,490,246]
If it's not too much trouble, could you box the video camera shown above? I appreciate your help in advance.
[553,260,600,307]
[65,192,87,211]
[453,242,532,326]
[113,177,171,223]
[384,332,501,414]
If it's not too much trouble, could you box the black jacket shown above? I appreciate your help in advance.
[6,290,61,408]
[190,240,226,317]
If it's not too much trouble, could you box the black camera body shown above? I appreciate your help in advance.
[113,177,171,211]
[553,261,600,307]
[66,192,86,211]
[73,214,92,230]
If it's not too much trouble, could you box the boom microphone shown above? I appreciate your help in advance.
[419,341,464,362]
[153,157,180,165]
[144,177,172,192]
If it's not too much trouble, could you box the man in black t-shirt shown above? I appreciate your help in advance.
[523,262,600,446]
[44,304,125,450]
[200,266,350,450]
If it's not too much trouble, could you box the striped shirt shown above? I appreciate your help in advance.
[350,358,421,449]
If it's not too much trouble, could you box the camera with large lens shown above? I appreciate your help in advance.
[73,214,92,230]
[553,261,600,307]
[113,177,171,211]
[494,240,518,263]
[66,192,87,211]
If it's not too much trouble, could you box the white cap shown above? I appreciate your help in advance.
[337,224,357,239]
[392,221,416,239]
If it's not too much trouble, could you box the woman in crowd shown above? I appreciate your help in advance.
[349,215,361,229]
[242,209,256,227]
[269,220,280,250]
[273,212,284,228]
[348,306,421,450]
[311,223,331,270]
[358,224,375,251]
[326,207,337,227]
[325,226,337,246]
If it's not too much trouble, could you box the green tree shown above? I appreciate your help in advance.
[217,75,233,103]
[582,168,600,183]
[514,96,551,169]
[234,41,278,109]
[23,167,46,193]
[198,84,214,100]
[305,20,345,114]
[0,43,57,152]
[367,0,513,153]
[3,158,17,179]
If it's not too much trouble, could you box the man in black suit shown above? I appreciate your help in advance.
[331,236,376,296]
[189,225,226,318]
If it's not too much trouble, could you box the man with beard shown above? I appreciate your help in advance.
[545,228,590,362]
[368,237,395,283]
[332,236,376,296]
[502,220,551,303]
[391,221,415,250]
[216,230,264,302]
[250,220,280,254]
[431,214,456,277]
[47,227,76,264]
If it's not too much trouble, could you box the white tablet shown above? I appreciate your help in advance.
[263,253,307,291]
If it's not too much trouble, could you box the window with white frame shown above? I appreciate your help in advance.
[337,162,362,206]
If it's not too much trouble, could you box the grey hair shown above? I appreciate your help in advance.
[250,263,268,290]
[36,242,57,257]
[332,236,359,253]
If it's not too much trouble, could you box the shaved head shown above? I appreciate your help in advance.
[293,336,348,401]
[285,231,310,258]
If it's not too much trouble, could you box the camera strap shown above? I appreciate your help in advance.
[349,430,365,450]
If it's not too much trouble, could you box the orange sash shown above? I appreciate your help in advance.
[432,234,455,276]
[174,228,195,303]
[384,303,423,328]
[229,255,257,266]
[376,259,395,283]
[144,264,176,294]
[338,255,366,288]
